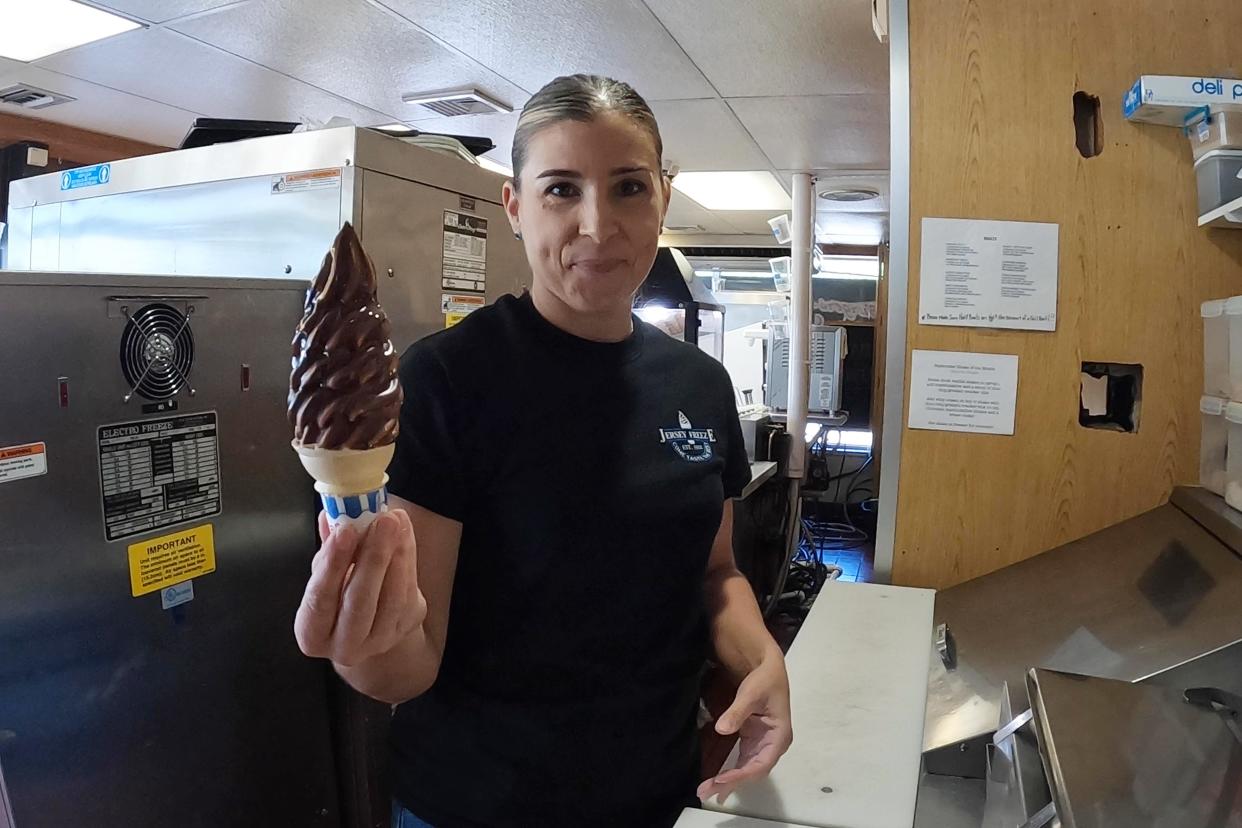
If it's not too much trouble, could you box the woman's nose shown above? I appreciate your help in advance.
[577,191,617,243]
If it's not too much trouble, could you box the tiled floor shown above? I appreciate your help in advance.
[827,543,875,583]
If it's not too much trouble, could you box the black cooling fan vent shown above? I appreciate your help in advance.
[119,303,195,401]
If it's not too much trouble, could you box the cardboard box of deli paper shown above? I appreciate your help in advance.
[1124,75,1242,126]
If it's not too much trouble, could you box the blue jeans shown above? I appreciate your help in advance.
[391,800,435,828]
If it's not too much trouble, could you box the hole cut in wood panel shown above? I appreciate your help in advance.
[1080,362,1142,432]
[1073,91,1104,158]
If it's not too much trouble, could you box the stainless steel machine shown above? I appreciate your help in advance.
[0,272,340,827]
[915,486,1242,827]
[3,125,530,349]
[766,324,846,415]
[2,125,532,828]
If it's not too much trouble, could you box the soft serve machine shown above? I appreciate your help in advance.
[2,126,531,828]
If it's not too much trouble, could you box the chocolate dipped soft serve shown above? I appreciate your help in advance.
[290,222,403,530]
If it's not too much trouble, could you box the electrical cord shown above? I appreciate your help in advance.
[762,479,802,618]
[766,435,875,617]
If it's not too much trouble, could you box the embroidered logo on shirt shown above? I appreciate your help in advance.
[659,410,716,462]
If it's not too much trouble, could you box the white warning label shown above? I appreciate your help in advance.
[0,442,48,484]
[97,412,222,542]
[442,211,488,293]
[270,167,342,195]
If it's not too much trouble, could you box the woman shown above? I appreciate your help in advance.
[295,75,793,828]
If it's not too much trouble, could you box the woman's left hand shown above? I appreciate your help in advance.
[698,652,793,804]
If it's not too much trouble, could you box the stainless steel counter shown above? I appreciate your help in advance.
[917,486,1242,827]
[1028,668,1242,827]
[685,487,1242,828]
[925,491,1242,768]
[913,772,986,828]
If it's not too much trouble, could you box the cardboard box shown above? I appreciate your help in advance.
[1124,75,1242,127]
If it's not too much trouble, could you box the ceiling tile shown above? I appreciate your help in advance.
[374,0,715,101]
[645,0,888,97]
[783,169,888,191]
[663,190,741,235]
[0,56,199,147]
[771,170,889,212]
[407,98,778,182]
[730,95,888,170]
[36,27,392,127]
[171,0,527,123]
[91,0,249,24]
[716,210,787,236]
[651,98,770,171]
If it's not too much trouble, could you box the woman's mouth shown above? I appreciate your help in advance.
[569,258,626,275]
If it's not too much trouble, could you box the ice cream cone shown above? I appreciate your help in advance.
[288,223,403,534]
[293,441,395,532]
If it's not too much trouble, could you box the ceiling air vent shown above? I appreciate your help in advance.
[402,88,512,117]
[819,187,880,203]
[0,84,75,110]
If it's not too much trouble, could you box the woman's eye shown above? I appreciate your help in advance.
[618,179,647,197]
[546,182,580,198]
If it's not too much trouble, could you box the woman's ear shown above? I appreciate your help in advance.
[659,174,673,225]
[502,179,521,238]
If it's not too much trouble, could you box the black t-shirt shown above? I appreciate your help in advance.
[385,293,750,828]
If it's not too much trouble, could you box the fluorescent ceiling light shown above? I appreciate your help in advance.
[672,171,791,211]
[0,0,141,62]
[372,123,410,133]
[476,156,513,177]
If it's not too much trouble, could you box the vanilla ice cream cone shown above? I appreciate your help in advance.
[293,441,395,532]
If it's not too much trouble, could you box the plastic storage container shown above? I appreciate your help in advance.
[1187,107,1242,160]
[1226,402,1242,510]
[1227,297,1242,399]
[1204,299,1230,397]
[1194,149,1242,217]
[1201,396,1228,496]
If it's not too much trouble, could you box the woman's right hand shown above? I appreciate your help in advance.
[294,508,428,668]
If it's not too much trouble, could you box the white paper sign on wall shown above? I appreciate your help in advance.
[919,217,1059,332]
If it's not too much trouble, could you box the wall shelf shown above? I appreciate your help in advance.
[1199,194,1242,228]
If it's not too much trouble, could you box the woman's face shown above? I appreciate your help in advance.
[503,111,670,317]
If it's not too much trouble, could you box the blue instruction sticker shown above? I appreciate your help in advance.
[1123,79,1142,117]
[60,163,111,191]
[161,580,194,610]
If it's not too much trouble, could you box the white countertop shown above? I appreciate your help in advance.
[703,580,936,828]
[739,460,780,499]
[674,807,814,827]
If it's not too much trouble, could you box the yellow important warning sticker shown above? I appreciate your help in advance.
[128,524,216,597]
[445,312,468,328]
